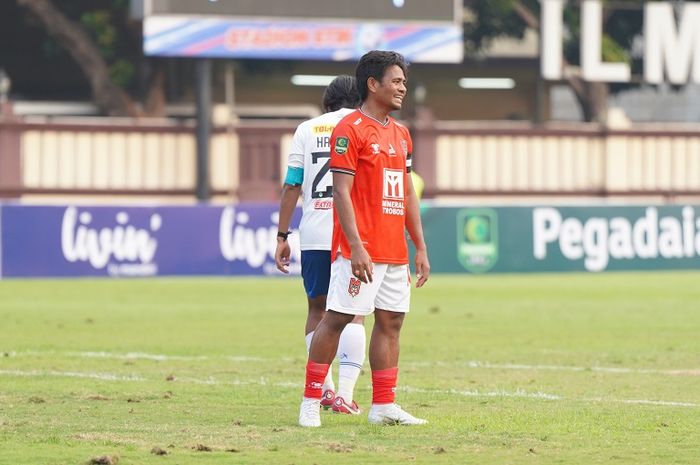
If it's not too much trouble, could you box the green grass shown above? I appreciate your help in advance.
[1,273,699,465]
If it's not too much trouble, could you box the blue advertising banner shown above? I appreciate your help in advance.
[4,203,700,278]
[0,204,301,278]
[144,18,463,63]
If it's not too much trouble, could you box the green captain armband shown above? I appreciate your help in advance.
[284,166,303,186]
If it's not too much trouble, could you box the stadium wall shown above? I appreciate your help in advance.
[3,116,700,203]
[1,203,699,278]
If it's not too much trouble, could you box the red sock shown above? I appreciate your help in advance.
[304,360,330,399]
[372,367,398,405]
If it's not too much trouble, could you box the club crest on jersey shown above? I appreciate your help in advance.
[334,137,349,155]
[370,143,380,155]
[348,277,361,297]
[400,140,408,156]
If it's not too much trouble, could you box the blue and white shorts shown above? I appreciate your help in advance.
[301,250,331,298]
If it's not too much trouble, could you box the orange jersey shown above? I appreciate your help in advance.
[329,109,413,264]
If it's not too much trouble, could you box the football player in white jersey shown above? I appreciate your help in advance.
[275,75,365,415]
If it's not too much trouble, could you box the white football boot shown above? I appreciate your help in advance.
[298,397,322,427]
[368,403,427,426]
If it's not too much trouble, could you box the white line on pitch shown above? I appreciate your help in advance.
[405,360,700,376]
[2,350,291,363]
[0,369,144,381]
[4,350,699,377]
[0,369,697,408]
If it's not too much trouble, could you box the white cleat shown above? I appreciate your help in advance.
[299,397,322,427]
[368,403,427,426]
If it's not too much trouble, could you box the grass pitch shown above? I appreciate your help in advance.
[1,272,699,465]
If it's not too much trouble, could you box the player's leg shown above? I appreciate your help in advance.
[301,251,335,406]
[299,256,378,427]
[332,314,365,414]
[367,264,426,426]
[300,309,353,427]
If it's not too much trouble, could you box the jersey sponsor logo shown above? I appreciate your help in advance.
[334,136,349,154]
[348,277,361,297]
[383,169,404,199]
[382,169,405,216]
[313,199,333,210]
[370,143,381,155]
[313,124,335,134]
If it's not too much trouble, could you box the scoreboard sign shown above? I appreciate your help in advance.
[147,0,457,22]
[143,0,463,63]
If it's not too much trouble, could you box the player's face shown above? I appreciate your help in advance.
[375,65,407,111]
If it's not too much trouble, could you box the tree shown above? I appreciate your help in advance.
[463,0,644,122]
[16,0,165,117]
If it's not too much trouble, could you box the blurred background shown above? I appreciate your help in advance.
[1,0,700,277]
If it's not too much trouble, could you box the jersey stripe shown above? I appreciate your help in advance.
[331,168,356,176]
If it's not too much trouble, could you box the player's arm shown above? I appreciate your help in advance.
[275,172,302,274]
[405,161,430,287]
[333,172,373,283]
[275,125,306,273]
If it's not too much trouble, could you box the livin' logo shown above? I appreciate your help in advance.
[61,206,160,276]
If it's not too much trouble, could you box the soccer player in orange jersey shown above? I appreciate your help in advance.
[299,50,430,427]
[275,76,366,415]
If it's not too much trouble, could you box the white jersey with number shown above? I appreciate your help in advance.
[287,108,354,251]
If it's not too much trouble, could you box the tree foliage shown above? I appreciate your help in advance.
[16,0,163,117]
[463,0,646,122]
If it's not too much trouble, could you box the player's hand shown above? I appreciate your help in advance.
[350,245,373,284]
[275,239,291,274]
[414,249,430,288]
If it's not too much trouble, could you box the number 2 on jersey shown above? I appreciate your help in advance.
[311,151,332,199]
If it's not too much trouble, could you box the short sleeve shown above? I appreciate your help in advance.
[330,121,359,176]
[287,123,306,169]
[405,129,413,173]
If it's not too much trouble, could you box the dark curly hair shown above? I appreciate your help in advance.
[322,75,360,113]
[355,50,409,102]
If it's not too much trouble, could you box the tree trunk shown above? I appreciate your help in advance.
[570,78,609,123]
[17,0,139,117]
[144,60,167,117]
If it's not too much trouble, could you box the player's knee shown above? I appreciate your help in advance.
[325,310,354,331]
[307,296,327,315]
[374,310,404,334]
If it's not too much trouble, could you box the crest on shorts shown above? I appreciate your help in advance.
[348,277,361,297]
[334,136,349,155]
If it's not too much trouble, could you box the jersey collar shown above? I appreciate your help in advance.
[359,107,390,127]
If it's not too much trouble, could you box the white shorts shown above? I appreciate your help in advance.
[326,256,411,316]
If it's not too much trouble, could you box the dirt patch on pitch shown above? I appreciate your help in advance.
[327,443,354,453]
[88,455,119,465]
[150,447,168,456]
